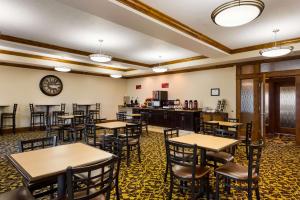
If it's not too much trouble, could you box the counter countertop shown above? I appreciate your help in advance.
[133,107,202,112]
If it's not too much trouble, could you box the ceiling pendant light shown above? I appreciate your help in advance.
[89,40,112,63]
[152,56,168,73]
[54,66,71,72]
[110,74,122,78]
[211,0,265,27]
[260,29,294,58]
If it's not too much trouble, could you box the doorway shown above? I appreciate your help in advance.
[266,77,296,136]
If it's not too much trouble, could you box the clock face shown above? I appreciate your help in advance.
[39,75,63,96]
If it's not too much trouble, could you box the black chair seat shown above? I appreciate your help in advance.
[215,162,257,180]
[0,187,34,200]
[172,165,210,179]
[206,151,234,163]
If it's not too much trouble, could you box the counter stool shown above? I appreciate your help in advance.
[29,103,45,130]
[0,104,17,134]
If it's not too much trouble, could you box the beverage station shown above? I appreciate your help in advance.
[119,91,228,132]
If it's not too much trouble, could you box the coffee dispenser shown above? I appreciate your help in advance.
[193,100,198,110]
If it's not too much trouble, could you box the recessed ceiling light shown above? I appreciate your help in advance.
[260,29,294,58]
[211,0,265,27]
[110,74,122,78]
[54,66,71,72]
[89,40,112,63]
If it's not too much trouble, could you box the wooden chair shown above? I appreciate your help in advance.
[0,187,34,200]
[72,103,84,116]
[215,141,263,200]
[29,103,45,130]
[239,122,253,159]
[203,121,219,135]
[18,136,58,198]
[66,156,118,200]
[163,128,179,182]
[84,122,105,147]
[0,104,17,134]
[122,124,142,166]
[45,115,63,140]
[206,129,237,170]
[67,115,85,142]
[165,140,210,200]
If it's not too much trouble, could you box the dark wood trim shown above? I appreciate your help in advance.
[0,62,112,78]
[126,64,234,79]
[115,0,231,54]
[0,34,152,67]
[232,37,300,54]
[0,49,131,72]
[149,55,207,67]
[296,76,300,145]
[1,127,31,134]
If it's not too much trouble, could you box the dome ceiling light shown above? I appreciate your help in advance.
[89,40,112,63]
[110,74,122,78]
[54,66,71,72]
[260,29,294,58]
[152,56,168,73]
[211,0,265,27]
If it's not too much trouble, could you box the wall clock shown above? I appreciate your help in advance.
[39,75,63,96]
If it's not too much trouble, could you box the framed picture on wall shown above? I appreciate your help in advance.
[211,88,220,96]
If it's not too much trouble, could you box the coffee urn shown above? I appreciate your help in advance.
[193,100,198,110]
[189,100,193,109]
[184,100,188,109]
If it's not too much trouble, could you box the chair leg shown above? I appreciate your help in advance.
[126,146,130,166]
[255,185,260,200]
[137,143,141,163]
[115,178,120,200]
[248,181,253,200]
[168,173,173,200]
[215,174,220,200]
[12,116,16,134]
[164,161,168,182]
[206,175,210,200]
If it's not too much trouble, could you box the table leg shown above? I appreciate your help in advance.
[200,148,207,167]
[57,174,66,199]
[113,128,118,137]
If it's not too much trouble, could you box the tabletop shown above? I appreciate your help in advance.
[0,105,10,107]
[57,115,82,119]
[169,134,239,152]
[35,104,60,107]
[7,143,112,182]
[127,113,141,117]
[77,104,94,106]
[96,121,134,129]
[206,120,243,127]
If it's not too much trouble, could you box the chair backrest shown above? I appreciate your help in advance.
[203,122,219,135]
[29,104,34,113]
[96,103,100,110]
[61,103,66,112]
[125,124,141,143]
[163,128,179,141]
[165,140,198,176]
[140,112,149,123]
[116,112,126,121]
[12,104,18,115]
[19,136,57,152]
[84,123,97,146]
[66,156,118,200]
[101,135,123,158]
[245,122,253,142]
[214,128,236,139]
[72,103,78,113]
[248,141,263,179]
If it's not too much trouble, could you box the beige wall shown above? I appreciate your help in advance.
[126,66,236,118]
[0,66,126,127]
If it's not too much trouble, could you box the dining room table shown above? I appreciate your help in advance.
[96,121,134,137]
[169,133,239,166]
[7,143,113,199]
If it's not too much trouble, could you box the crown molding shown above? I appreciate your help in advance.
[232,37,300,54]
[150,55,207,67]
[0,49,132,72]
[0,61,112,78]
[0,34,152,68]
[115,0,232,54]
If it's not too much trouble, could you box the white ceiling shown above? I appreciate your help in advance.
[0,0,199,64]
[140,0,300,49]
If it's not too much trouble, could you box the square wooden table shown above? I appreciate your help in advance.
[7,143,113,198]
[206,120,243,127]
[170,134,239,166]
[96,121,134,136]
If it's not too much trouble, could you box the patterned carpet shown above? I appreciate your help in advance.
[0,131,299,199]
